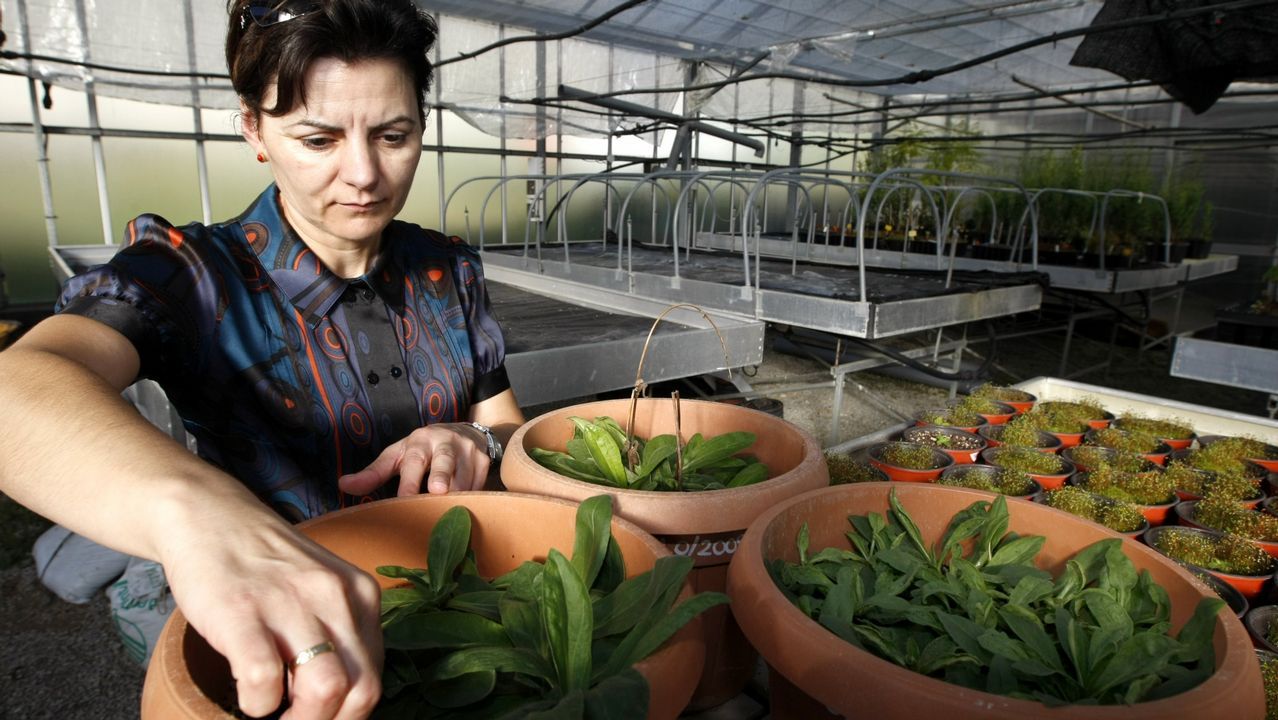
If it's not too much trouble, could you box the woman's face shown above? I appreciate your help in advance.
[244,56,423,257]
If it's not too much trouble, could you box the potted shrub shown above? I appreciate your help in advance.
[866,441,954,482]
[1018,404,1093,448]
[1085,427,1172,466]
[978,414,1062,453]
[916,405,987,435]
[1034,399,1115,430]
[501,398,829,709]
[1165,461,1264,507]
[980,445,1075,490]
[900,425,986,464]
[1071,466,1177,525]
[1113,414,1197,451]
[1143,525,1277,599]
[954,394,1016,425]
[1062,445,1158,474]
[969,383,1036,414]
[1199,435,1278,474]
[1044,485,1150,537]
[141,493,709,720]
[937,463,1039,499]
[726,483,1262,719]
[826,453,888,485]
[1177,495,1278,557]
[1245,605,1278,655]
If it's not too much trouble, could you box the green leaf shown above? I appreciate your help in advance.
[681,431,756,473]
[595,555,692,638]
[383,611,510,651]
[726,461,769,488]
[998,605,1063,674]
[542,549,593,693]
[635,435,678,479]
[529,447,615,485]
[499,594,545,655]
[376,565,434,594]
[888,490,931,563]
[422,646,556,684]
[798,523,811,564]
[426,670,497,709]
[596,591,729,681]
[571,495,613,588]
[428,506,473,594]
[1085,632,1179,699]
[1055,606,1092,686]
[566,438,594,464]
[1171,597,1224,665]
[936,611,991,664]
[446,591,504,621]
[594,416,631,451]
[571,417,629,487]
[583,667,649,720]
[593,537,627,595]
[380,649,421,699]
[988,535,1046,569]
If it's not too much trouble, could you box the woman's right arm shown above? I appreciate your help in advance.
[0,314,383,720]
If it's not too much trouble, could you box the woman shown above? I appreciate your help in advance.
[0,0,522,717]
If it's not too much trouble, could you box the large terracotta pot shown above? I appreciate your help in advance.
[727,482,1264,720]
[501,398,828,709]
[140,492,705,719]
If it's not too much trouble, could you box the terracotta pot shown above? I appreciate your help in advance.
[981,446,1075,490]
[1190,568,1248,619]
[1088,411,1118,430]
[500,398,828,710]
[140,492,704,720]
[1083,429,1173,467]
[866,442,954,482]
[1111,418,1197,451]
[914,413,987,435]
[1176,485,1265,510]
[1070,472,1177,526]
[1047,428,1088,449]
[970,400,1017,426]
[1061,446,1159,474]
[900,425,986,465]
[984,389,1036,415]
[1244,604,1278,653]
[977,424,1062,453]
[1175,501,1278,558]
[1144,525,1276,600]
[727,483,1263,719]
[1199,435,1278,473]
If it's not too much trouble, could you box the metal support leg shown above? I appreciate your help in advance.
[829,370,846,447]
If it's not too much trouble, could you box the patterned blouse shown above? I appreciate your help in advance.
[57,185,510,521]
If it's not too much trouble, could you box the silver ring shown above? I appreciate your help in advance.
[289,640,336,669]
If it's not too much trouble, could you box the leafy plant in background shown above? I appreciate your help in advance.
[1164,461,1260,501]
[1086,427,1163,455]
[1115,414,1195,442]
[1068,446,1151,474]
[1076,466,1174,506]
[878,442,946,470]
[937,466,1036,496]
[373,495,728,719]
[530,416,769,492]
[988,446,1067,476]
[768,492,1223,706]
[1191,494,1278,542]
[997,414,1056,449]
[1148,527,1275,576]
[1044,486,1147,534]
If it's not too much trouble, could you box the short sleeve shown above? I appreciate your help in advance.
[453,244,510,403]
[57,214,215,382]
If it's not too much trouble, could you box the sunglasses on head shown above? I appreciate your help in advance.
[240,0,321,29]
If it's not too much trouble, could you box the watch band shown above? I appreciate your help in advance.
[468,421,503,462]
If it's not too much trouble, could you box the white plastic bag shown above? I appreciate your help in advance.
[106,557,172,667]
[32,525,130,604]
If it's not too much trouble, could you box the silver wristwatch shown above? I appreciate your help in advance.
[468,421,503,462]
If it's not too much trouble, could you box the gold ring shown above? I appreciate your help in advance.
[289,640,336,669]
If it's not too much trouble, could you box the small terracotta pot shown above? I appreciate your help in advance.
[900,425,986,465]
[500,398,828,710]
[1176,486,1265,510]
[1111,418,1197,451]
[970,399,1017,426]
[1070,472,1177,526]
[1189,568,1249,619]
[977,424,1062,453]
[140,493,704,720]
[989,390,1036,415]
[1244,604,1278,653]
[937,463,1041,500]
[866,442,954,482]
[1046,428,1088,448]
[1175,501,1278,558]
[913,414,987,435]
[728,484,1263,719]
[981,446,1075,490]
[1083,429,1173,467]
[1087,411,1118,430]
[1144,525,1276,600]
[1061,446,1159,474]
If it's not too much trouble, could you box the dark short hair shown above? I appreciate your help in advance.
[225,0,436,123]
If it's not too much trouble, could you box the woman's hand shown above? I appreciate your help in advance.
[160,494,385,720]
[337,423,491,496]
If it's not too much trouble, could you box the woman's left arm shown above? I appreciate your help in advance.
[337,389,525,496]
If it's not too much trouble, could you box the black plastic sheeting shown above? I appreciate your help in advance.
[487,281,681,354]
[486,243,1046,304]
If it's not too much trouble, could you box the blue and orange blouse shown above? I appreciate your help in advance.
[57,185,510,521]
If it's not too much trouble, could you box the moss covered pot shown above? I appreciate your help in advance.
[1144,525,1277,600]
[1244,604,1278,654]
[726,483,1263,719]
[141,492,705,720]
[900,425,987,465]
[980,445,1075,490]
[501,398,828,709]
[866,441,954,482]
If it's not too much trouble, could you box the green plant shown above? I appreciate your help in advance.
[955,395,1008,417]
[1261,652,1278,720]
[1022,401,1099,434]
[1069,446,1150,474]
[1210,436,1278,461]
[1150,528,1275,576]
[1187,444,1266,478]
[1086,427,1161,454]
[374,496,727,717]
[769,492,1223,706]
[1077,466,1174,505]
[969,384,1032,403]
[988,446,1066,475]
[919,407,984,428]
[998,415,1053,448]
[937,467,1036,496]
[530,416,769,492]
[1044,486,1147,533]
[1192,495,1278,542]
[878,442,945,470]
[826,454,885,485]
[1116,414,1194,441]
